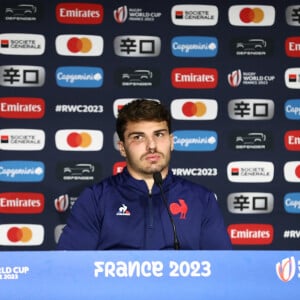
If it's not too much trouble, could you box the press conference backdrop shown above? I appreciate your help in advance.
[0,0,300,250]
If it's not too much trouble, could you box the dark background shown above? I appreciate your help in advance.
[0,0,299,250]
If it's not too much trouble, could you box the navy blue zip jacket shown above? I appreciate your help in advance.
[57,168,232,250]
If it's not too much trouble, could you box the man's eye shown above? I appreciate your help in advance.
[133,135,144,140]
[156,132,164,137]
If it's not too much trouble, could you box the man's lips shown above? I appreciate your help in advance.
[144,153,160,162]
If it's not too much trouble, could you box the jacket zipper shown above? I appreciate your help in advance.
[148,192,154,228]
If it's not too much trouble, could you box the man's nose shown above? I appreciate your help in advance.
[146,136,156,150]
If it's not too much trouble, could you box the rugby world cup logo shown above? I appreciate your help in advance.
[114,6,128,23]
[276,256,296,282]
[54,194,69,212]
[228,69,242,87]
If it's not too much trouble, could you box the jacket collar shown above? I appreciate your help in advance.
[118,167,173,195]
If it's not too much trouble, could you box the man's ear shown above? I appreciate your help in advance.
[118,140,126,157]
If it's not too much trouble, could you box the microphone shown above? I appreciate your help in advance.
[153,172,180,250]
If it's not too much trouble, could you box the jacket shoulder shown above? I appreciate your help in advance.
[171,174,212,193]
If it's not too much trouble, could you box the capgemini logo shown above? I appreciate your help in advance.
[276,256,296,282]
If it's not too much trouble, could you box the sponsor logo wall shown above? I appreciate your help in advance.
[0,0,299,250]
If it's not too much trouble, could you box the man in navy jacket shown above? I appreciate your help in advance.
[57,99,232,250]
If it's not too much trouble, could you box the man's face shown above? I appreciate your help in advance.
[118,120,174,179]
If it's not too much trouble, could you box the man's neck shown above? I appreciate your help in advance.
[126,167,168,192]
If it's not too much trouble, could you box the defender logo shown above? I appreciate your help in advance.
[232,38,272,56]
[231,131,271,150]
[56,162,101,181]
[115,68,159,87]
[3,3,40,22]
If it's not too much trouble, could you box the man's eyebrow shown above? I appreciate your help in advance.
[154,129,169,134]
[126,128,168,137]
[127,131,144,137]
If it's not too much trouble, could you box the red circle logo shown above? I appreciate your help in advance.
[66,132,92,148]
[7,226,32,242]
[239,7,264,23]
[67,37,92,53]
[295,165,300,179]
[182,101,207,117]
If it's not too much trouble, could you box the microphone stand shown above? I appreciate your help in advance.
[153,172,180,250]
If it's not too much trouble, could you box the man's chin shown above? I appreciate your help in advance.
[147,165,164,175]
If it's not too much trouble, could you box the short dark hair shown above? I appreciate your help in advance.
[116,99,171,141]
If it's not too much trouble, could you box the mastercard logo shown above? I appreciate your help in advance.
[55,129,103,151]
[239,7,264,23]
[182,101,207,117]
[228,5,275,26]
[67,132,92,148]
[295,165,300,177]
[0,224,44,245]
[171,99,218,120]
[284,161,300,182]
[55,34,104,56]
[67,37,92,53]
[7,226,32,242]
